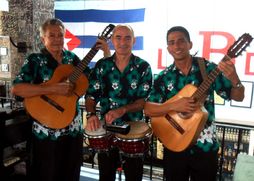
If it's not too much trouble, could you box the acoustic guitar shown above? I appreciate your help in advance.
[150,33,253,152]
[24,24,115,129]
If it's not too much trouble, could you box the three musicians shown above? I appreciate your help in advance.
[11,19,246,181]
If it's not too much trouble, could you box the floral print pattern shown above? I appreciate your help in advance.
[85,54,153,125]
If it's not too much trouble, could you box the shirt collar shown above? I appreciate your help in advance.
[112,53,138,68]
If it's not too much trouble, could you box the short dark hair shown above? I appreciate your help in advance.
[166,26,190,43]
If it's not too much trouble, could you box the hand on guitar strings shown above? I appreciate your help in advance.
[48,82,75,96]
[172,97,199,115]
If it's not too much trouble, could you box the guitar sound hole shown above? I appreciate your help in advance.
[178,112,192,119]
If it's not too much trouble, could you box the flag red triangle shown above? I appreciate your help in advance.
[65,29,81,51]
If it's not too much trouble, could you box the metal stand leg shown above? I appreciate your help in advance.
[150,134,154,180]
[118,152,123,181]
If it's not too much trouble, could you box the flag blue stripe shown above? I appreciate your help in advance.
[77,35,143,50]
[55,9,145,23]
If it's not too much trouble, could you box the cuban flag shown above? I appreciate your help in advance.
[54,0,146,68]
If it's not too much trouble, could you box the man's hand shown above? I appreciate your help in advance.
[96,39,111,58]
[104,107,126,124]
[50,82,75,96]
[85,115,101,131]
[218,60,239,86]
[171,97,199,114]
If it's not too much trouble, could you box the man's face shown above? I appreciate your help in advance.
[167,31,192,61]
[41,25,65,54]
[111,26,136,56]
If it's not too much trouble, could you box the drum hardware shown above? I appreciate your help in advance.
[103,122,130,135]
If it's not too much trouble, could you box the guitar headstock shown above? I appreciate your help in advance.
[98,24,115,41]
[227,33,253,58]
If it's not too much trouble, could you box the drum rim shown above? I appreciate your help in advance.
[115,127,153,139]
[115,131,153,141]
[83,132,112,138]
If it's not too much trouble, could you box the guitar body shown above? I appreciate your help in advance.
[24,64,89,129]
[151,84,208,152]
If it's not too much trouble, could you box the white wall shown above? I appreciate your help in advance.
[55,0,254,124]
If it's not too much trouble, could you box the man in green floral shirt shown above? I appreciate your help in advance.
[144,26,245,181]
[11,18,111,181]
[85,25,153,181]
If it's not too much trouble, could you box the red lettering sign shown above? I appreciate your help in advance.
[246,53,254,75]
[199,31,236,63]
[157,48,165,69]
[156,32,254,76]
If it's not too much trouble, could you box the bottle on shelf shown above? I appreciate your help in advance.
[227,160,232,173]
[227,146,232,157]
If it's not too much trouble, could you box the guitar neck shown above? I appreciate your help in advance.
[192,55,231,101]
[64,24,115,84]
[69,44,99,83]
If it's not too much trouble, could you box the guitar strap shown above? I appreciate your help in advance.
[197,57,207,81]
[197,57,208,103]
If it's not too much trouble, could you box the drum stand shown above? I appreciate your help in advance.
[117,151,147,181]
[117,152,124,181]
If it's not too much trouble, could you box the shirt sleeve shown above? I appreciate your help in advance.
[147,73,166,103]
[206,61,232,100]
[85,60,103,103]
[213,72,232,100]
[136,62,153,99]
[12,54,39,85]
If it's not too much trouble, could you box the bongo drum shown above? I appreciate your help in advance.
[115,121,152,157]
[84,122,113,152]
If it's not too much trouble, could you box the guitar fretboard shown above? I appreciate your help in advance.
[69,44,99,83]
[192,55,231,102]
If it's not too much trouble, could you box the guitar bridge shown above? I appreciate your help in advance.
[40,95,64,112]
[165,114,185,134]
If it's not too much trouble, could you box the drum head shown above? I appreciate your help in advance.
[116,121,151,139]
[84,121,107,136]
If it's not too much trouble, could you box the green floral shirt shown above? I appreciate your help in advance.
[13,48,90,140]
[147,57,233,153]
[85,54,153,124]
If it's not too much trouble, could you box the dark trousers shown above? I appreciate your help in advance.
[98,148,144,181]
[164,147,218,181]
[29,134,83,181]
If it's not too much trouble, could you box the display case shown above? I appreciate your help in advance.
[216,121,254,181]
[147,120,254,181]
